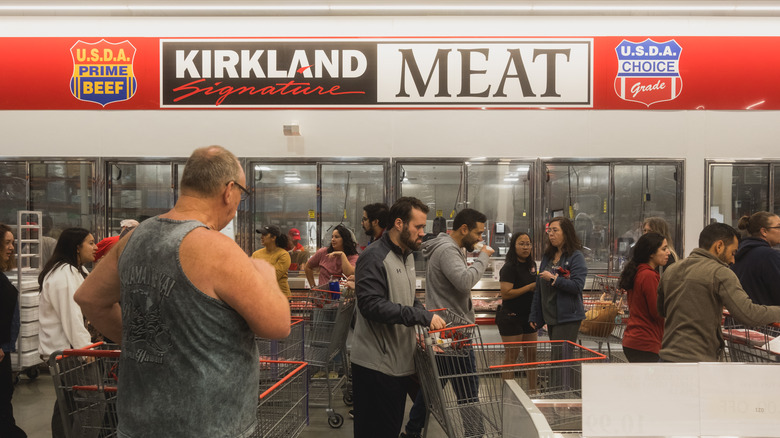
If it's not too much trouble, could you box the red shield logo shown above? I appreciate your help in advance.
[70,40,137,106]
[614,39,682,107]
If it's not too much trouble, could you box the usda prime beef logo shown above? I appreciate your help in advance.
[70,39,137,106]
[614,39,682,106]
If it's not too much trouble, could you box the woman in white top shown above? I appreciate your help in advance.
[37,227,97,438]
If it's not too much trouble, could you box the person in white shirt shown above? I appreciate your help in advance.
[37,227,97,438]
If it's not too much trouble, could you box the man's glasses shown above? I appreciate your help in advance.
[227,181,251,201]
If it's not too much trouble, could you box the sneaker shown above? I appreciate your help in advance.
[400,432,422,438]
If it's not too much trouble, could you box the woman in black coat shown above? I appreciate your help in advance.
[0,223,27,437]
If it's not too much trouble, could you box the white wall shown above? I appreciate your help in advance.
[2,14,780,254]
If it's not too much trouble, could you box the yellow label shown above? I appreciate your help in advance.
[450,210,456,218]
[308,210,315,219]
[436,209,443,217]
[568,205,574,219]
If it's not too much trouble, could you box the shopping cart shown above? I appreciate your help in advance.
[255,360,309,438]
[415,309,607,437]
[578,274,628,361]
[722,312,780,363]
[48,342,120,438]
[481,341,607,433]
[256,318,306,362]
[289,287,355,428]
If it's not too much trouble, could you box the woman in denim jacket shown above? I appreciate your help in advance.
[529,217,588,343]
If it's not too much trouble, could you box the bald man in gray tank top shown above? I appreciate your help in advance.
[75,145,291,438]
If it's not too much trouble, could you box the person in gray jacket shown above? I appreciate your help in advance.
[658,222,780,362]
[351,197,445,438]
[402,208,494,438]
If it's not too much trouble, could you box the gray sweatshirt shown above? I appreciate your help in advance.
[422,233,490,323]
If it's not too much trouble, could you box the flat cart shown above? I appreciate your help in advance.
[722,312,780,363]
[255,360,309,438]
[415,309,606,438]
[289,288,355,428]
[578,274,628,361]
[48,342,120,438]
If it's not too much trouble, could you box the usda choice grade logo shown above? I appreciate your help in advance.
[614,39,682,106]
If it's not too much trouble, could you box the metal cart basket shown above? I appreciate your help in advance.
[722,312,780,363]
[289,288,355,428]
[256,318,306,362]
[578,274,628,361]
[415,309,606,438]
[255,360,309,438]
[48,342,120,438]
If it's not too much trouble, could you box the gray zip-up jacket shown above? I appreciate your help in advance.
[351,232,433,377]
[422,233,490,323]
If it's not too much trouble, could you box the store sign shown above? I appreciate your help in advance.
[159,39,592,107]
[70,39,137,106]
[614,39,682,106]
[1,36,780,110]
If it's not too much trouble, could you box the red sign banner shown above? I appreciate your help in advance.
[0,36,778,110]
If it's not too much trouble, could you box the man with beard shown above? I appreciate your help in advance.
[361,202,389,245]
[351,197,446,438]
[401,208,494,438]
[658,222,780,362]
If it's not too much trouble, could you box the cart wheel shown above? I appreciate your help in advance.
[328,413,344,428]
[25,367,40,380]
[343,393,353,406]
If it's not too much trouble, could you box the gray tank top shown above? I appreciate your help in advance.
[116,217,259,438]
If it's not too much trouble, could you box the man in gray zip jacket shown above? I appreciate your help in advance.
[401,208,494,438]
[351,197,445,438]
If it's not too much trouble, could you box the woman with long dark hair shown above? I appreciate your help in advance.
[0,224,27,437]
[37,227,97,437]
[619,232,669,362]
[497,232,538,388]
[305,224,358,288]
[529,217,588,342]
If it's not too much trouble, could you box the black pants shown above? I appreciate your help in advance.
[622,346,660,363]
[0,352,27,438]
[548,321,582,392]
[352,364,419,438]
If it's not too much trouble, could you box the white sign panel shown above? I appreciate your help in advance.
[583,363,700,436]
[376,40,592,106]
[699,363,780,436]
